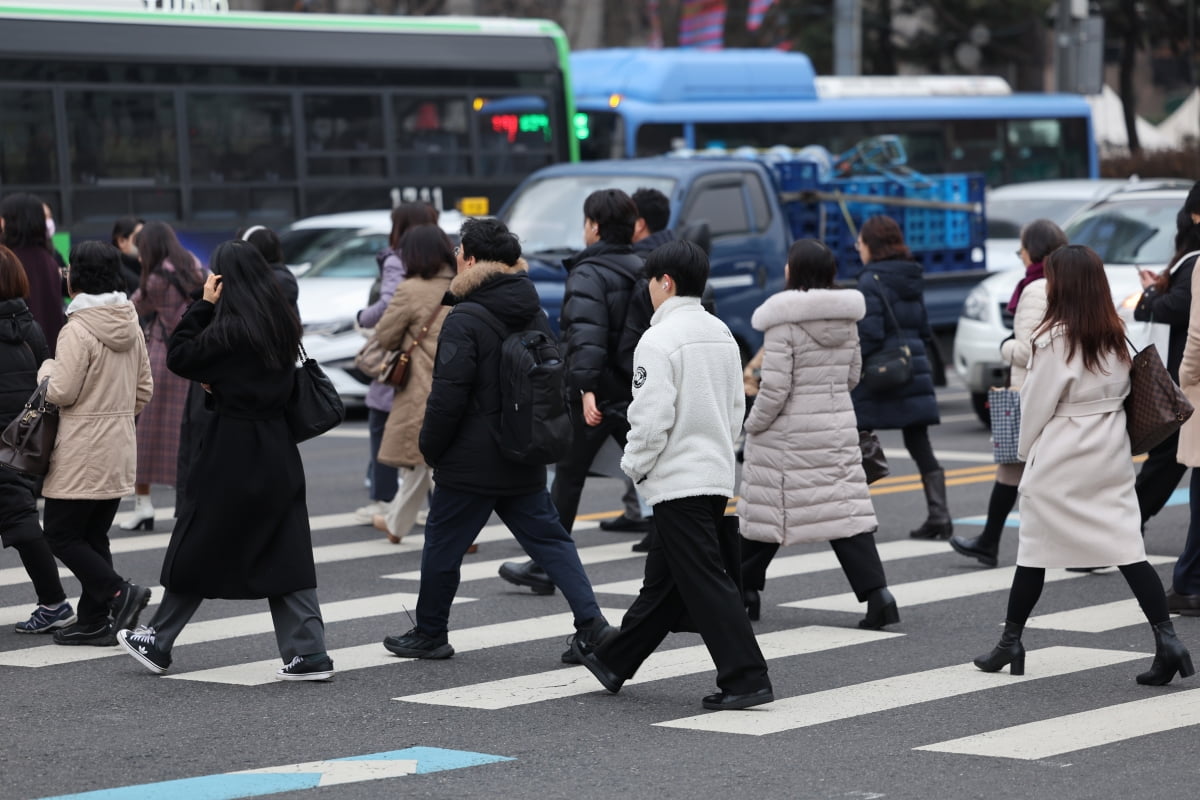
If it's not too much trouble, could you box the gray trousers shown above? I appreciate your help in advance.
[147,587,327,662]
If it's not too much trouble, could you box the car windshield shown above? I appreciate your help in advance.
[986,196,1095,239]
[302,233,389,278]
[503,174,677,254]
[279,227,361,268]
[1064,196,1181,267]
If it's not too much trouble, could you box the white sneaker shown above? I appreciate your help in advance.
[352,501,388,525]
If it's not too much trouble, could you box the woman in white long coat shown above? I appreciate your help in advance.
[973,245,1193,685]
[737,240,897,630]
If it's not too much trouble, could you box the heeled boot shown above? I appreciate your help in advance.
[859,587,899,629]
[1136,620,1196,686]
[974,620,1025,675]
[909,470,953,539]
[743,589,761,621]
[119,494,154,532]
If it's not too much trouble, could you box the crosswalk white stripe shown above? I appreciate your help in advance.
[381,541,638,583]
[1025,600,1179,633]
[395,625,900,709]
[915,687,1200,759]
[0,592,469,668]
[780,556,1175,614]
[166,608,627,686]
[653,646,1146,736]
[590,539,952,596]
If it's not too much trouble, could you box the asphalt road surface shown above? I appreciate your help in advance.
[1,382,1195,800]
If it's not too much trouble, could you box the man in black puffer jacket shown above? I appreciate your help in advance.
[498,189,644,603]
[381,218,616,662]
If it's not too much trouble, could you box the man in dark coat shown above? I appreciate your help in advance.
[498,189,645,600]
[380,217,616,661]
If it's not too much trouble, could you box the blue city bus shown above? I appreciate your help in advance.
[570,48,1097,188]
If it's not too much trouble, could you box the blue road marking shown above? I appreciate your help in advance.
[36,747,514,800]
[955,487,1189,528]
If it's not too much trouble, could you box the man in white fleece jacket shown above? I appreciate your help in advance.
[572,240,773,710]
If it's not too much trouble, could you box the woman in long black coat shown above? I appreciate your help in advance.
[851,215,949,540]
[116,241,333,682]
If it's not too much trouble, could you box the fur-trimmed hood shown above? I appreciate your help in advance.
[752,288,865,348]
[448,258,529,300]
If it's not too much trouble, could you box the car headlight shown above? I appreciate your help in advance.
[960,284,992,322]
[302,319,357,337]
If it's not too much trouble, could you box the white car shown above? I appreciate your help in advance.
[954,186,1186,424]
[285,209,465,404]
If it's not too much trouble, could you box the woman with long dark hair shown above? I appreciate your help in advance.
[0,245,75,633]
[118,240,333,681]
[110,216,144,296]
[122,221,205,531]
[0,193,65,355]
[973,245,1193,685]
[851,215,949,539]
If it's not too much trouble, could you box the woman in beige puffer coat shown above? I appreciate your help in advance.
[737,240,897,630]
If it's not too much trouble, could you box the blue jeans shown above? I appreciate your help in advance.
[367,407,398,503]
[415,485,602,636]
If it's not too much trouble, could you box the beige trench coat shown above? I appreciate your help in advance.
[1176,262,1200,466]
[1016,327,1145,568]
[737,288,878,544]
[375,265,454,468]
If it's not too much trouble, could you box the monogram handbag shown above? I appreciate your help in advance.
[861,274,914,392]
[1125,340,1194,455]
[0,378,60,477]
[285,344,346,443]
[988,386,1022,464]
[858,430,889,484]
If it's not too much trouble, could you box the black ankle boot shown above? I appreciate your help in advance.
[1136,620,1196,686]
[949,534,999,568]
[743,589,761,621]
[859,587,899,629]
[974,621,1025,675]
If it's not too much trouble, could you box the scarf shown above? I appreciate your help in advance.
[1006,261,1045,314]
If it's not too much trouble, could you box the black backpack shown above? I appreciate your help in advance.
[456,302,573,466]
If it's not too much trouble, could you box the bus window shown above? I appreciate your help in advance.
[476,98,556,177]
[682,179,750,237]
[946,119,1004,185]
[303,94,386,176]
[394,96,470,176]
[635,122,685,157]
[576,110,623,160]
[1006,118,1089,181]
[0,89,57,184]
[66,90,178,183]
[188,93,295,182]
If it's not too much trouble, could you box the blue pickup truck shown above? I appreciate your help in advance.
[497,154,987,361]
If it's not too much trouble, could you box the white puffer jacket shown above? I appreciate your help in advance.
[737,288,878,544]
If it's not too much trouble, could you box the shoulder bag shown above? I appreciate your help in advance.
[353,332,386,379]
[988,381,1022,464]
[861,273,914,392]
[858,429,889,484]
[380,304,445,389]
[1125,338,1194,455]
[285,343,346,443]
[0,378,60,476]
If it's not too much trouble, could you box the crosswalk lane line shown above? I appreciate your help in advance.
[590,539,952,596]
[653,646,1146,736]
[915,688,1200,759]
[381,541,637,583]
[1025,600,1183,633]
[779,556,1176,614]
[395,625,900,709]
[0,592,468,668]
[167,608,629,685]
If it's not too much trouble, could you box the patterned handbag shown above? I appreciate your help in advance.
[1125,340,1194,455]
[988,386,1021,464]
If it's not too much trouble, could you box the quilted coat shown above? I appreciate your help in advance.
[737,288,878,545]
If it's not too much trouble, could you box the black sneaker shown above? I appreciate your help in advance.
[276,654,335,682]
[561,617,619,664]
[382,627,454,659]
[117,626,171,674]
[108,582,151,633]
[52,620,117,647]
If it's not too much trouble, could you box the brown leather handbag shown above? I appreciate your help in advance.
[380,305,444,389]
[1125,340,1194,455]
[0,378,60,476]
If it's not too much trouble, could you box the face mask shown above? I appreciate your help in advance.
[46,218,56,239]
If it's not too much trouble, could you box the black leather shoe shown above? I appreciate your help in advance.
[570,638,624,693]
[701,687,774,710]
[599,514,650,533]
[498,560,555,595]
[1167,588,1200,617]
[949,535,998,568]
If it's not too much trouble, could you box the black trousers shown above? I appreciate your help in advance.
[596,495,770,695]
[1136,429,1188,524]
[1175,469,1200,596]
[42,498,123,625]
[550,404,628,533]
[741,531,887,602]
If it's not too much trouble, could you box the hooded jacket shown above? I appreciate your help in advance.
[419,259,553,496]
[737,289,878,544]
[38,292,153,499]
[0,298,49,428]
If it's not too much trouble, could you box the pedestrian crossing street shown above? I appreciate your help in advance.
[2,510,1198,765]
